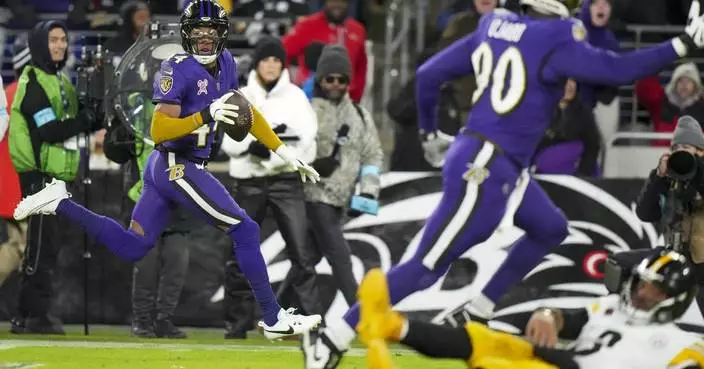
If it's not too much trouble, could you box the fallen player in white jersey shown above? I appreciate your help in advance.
[356,249,704,369]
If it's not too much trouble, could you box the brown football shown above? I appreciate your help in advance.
[220,89,254,142]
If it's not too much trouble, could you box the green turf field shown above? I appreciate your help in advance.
[0,324,463,369]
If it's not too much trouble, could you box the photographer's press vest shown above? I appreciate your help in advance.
[9,66,79,181]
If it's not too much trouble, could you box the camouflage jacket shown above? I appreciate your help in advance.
[304,95,383,208]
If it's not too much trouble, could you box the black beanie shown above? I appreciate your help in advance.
[316,44,351,78]
[304,42,325,72]
[253,36,286,67]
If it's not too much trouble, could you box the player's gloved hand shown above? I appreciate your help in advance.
[675,0,704,56]
[248,141,271,160]
[204,91,240,125]
[274,145,321,183]
[421,130,455,168]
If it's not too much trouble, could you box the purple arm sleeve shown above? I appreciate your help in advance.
[152,60,186,105]
[544,39,679,86]
[416,33,475,133]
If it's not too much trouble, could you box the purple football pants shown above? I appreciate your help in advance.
[57,150,281,325]
[342,135,568,329]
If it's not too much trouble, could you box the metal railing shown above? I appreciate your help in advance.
[619,24,704,127]
[381,0,426,128]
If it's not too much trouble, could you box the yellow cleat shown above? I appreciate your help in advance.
[357,268,403,369]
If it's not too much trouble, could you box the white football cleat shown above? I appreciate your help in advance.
[13,178,70,221]
[258,308,322,340]
[302,328,345,369]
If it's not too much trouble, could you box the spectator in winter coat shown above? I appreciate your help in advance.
[105,1,151,64]
[221,37,320,338]
[636,63,704,147]
[282,0,368,103]
[306,45,382,306]
[577,0,619,108]
[532,79,602,176]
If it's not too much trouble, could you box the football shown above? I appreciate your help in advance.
[220,89,254,142]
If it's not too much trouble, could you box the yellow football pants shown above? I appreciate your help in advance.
[464,322,559,369]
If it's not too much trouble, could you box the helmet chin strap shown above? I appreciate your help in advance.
[193,54,218,65]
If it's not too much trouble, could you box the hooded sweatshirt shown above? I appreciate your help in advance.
[578,0,620,108]
[636,63,704,147]
[8,21,97,181]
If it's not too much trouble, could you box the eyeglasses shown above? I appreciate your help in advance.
[323,75,349,85]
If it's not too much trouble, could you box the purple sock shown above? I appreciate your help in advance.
[229,219,281,326]
[482,235,553,302]
[343,259,432,329]
[57,199,152,262]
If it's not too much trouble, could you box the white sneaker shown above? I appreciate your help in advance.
[13,178,71,221]
[258,308,322,340]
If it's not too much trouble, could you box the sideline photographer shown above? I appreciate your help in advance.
[8,21,103,334]
[606,116,704,315]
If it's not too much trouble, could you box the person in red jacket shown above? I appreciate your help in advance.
[282,0,368,103]
[636,62,704,146]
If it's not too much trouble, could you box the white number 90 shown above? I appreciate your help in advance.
[471,42,527,115]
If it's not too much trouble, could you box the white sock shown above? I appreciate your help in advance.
[398,320,409,340]
[324,318,356,350]
[472,293,496,318]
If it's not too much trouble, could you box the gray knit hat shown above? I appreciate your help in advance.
[316,44,351,78]
[673,116,704,149]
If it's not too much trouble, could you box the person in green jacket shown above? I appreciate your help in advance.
[8,20,102,335]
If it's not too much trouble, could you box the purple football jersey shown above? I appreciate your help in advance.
[152,49,239,159]
[417,10,679,167]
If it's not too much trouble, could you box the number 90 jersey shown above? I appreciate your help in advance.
[567,295,704,369]
[462,10,588,167]
[152,49,238,160]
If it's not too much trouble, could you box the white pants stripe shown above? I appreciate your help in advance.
[167,152,240,226]
[422,141,496,270]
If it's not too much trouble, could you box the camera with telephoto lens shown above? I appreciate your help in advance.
[667,150,700,182]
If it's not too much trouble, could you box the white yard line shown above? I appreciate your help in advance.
[0,340,415,357]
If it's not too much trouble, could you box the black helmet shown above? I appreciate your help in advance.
[180,0,229,65]
[619,250,698,325]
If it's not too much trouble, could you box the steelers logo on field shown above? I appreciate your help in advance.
[159,76,173,95]
[572,21,587,42]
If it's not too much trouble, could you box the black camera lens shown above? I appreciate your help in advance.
[668,151,698,181]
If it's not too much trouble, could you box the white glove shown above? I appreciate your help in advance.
[674,0,704,56]
[421,131,455,168]
[687,0,704,47]
[274,145,321,183]
[208,91,240,125]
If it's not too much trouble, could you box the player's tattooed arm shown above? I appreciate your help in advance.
[249,105,283,151]
[150,103,204,145]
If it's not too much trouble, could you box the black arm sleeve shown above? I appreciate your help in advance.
[635,170,669,222]
[21,72,88,144]
[559,308,590,340]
